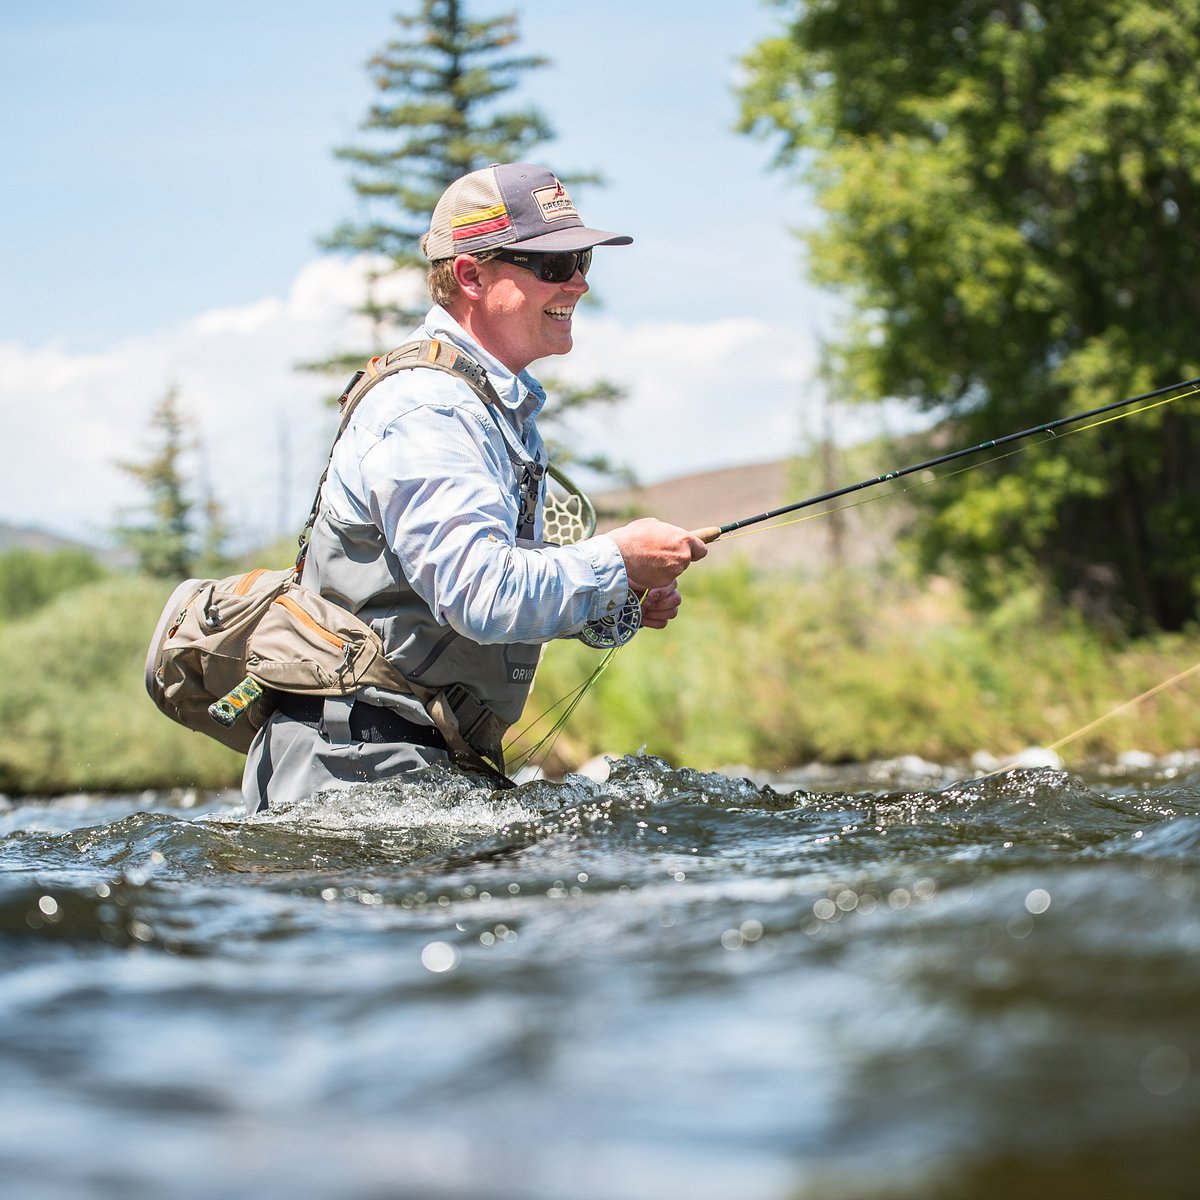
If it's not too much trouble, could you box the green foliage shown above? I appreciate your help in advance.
[1,563,1196,795]
[738,0,1200,632]
[0,547,107,625]
[0,575,242,796]
[519,562,1200,773]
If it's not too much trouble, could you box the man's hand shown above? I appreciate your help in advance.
[638,583,683,630]
[608,518,707,591]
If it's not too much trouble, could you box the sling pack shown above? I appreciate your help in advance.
[144,338,595,773]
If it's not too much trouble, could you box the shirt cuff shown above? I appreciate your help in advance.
[580,534,630,621]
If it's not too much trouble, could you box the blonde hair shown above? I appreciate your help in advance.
[426,250,502,307]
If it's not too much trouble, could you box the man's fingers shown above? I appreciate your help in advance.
[609,518,710,590]
[635,582,682,631]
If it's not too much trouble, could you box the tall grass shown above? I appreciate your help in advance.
[0,562,1196,795]
[515,559,1200,773]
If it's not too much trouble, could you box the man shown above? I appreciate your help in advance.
[243,162,706,812]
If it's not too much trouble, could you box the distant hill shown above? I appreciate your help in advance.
[0,522,96,555]
[596,457,910,574]
[0,522,141,570]
[1,454,912,577]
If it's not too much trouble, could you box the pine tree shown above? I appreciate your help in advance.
[114,388,228,578]
[311,0,559,375]
[311,0,629,483]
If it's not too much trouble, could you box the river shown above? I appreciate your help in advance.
[2,752,1199,1199]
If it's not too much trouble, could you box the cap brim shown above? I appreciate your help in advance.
[507,227,633,251]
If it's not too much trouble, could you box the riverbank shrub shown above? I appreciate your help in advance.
[0,547,107,624]
[519,560,1200,774]
[0,575,242,795]
[0,563,1195,795]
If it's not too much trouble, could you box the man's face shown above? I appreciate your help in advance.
[468,255,590,374]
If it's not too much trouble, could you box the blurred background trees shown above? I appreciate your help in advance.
[0,546,105,626]
[113,387,229,579]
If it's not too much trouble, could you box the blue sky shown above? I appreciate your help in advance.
[0,2,882,546]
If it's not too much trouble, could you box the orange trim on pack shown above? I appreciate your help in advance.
[273,595,345,649]
[234,569,268,596]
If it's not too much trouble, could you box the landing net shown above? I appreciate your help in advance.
[543,463,596,546]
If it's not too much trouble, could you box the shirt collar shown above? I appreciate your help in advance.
[421,305,547,423]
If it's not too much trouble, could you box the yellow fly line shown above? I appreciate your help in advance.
[992,660,1200,774]
[1045,660,1200,756]
[516,380,1199,777]
[706,381,1200,773]
[505,646,620,774]
[715,386,1200,773]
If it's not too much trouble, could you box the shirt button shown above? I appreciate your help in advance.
[606,600,617,611]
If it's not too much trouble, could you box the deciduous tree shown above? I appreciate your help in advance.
[740,0,1200,632]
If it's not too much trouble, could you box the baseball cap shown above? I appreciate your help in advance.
[420,162,632,260]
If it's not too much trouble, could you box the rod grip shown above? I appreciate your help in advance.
[691,526,723,544]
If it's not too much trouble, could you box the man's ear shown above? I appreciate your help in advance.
[453,254,487,299]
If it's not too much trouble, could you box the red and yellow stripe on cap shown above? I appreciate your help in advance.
[451,202,510,245]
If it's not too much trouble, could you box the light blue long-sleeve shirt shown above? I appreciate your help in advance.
[319,305,629,645]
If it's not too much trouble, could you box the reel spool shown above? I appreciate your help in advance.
[576,588,642,649]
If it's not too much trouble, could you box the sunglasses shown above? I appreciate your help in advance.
[492,247,592,283]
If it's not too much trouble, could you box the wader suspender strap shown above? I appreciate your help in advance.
[292,338,542,785]
[296,339,543,572]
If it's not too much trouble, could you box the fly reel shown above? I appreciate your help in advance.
[576,588,642,649]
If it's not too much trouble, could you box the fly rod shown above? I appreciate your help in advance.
[692,375,1200,544]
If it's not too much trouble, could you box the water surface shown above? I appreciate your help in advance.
[2,753,1199,1199]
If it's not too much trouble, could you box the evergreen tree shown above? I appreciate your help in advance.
[739,0,1200,633]
[313,0,557,375]
[114,388,228,578]
[312,0,628,482]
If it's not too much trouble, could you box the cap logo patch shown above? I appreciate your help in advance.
[531,179,579,225]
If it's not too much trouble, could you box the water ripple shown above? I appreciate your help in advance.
[2,753,1199,1199]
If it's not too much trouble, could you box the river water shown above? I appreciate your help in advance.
[2,752,1199,1199]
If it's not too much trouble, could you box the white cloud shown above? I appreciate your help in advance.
[0,256,894,549]
[188,298,286,338]
[544,313,823,484]
[0,256,395,548]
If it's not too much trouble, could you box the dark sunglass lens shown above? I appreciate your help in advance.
[541,254,574,282]
[497,249,592,282]
[539,250,591,282]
